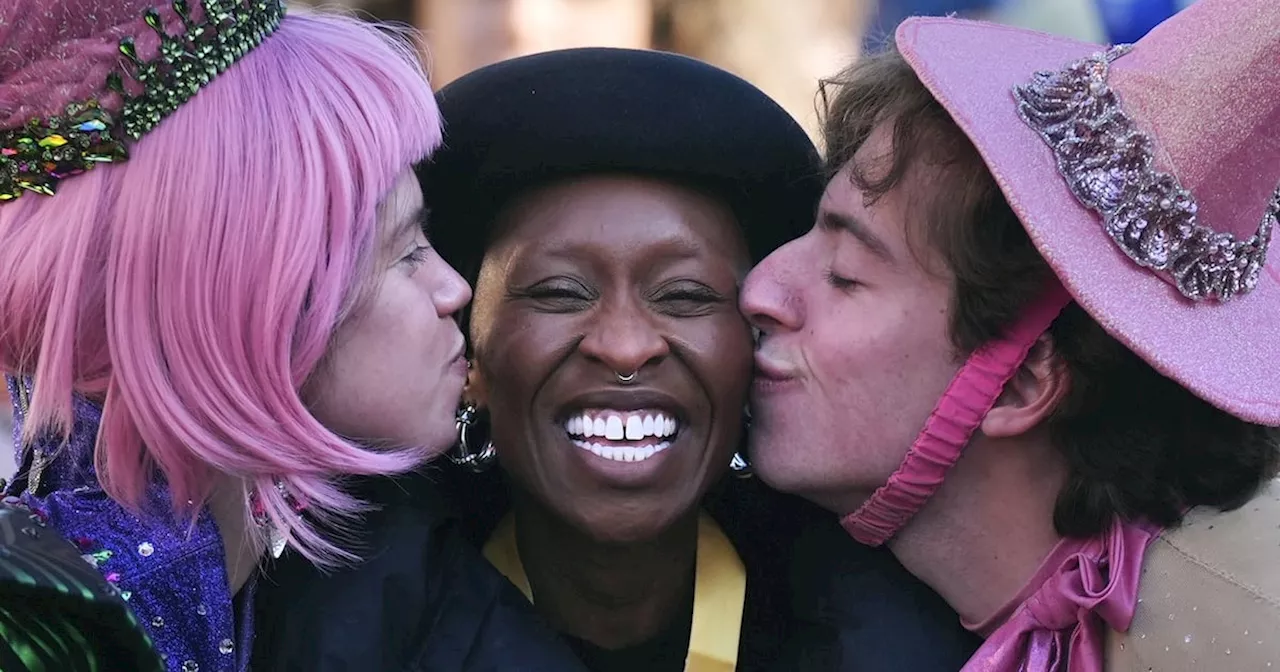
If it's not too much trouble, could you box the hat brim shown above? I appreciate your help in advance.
[897,17,1280,424]
[420,47,825,278]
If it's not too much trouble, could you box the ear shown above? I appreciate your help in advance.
[464,358,491,408]
[981,333,1069,439]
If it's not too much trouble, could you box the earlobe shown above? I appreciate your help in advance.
[980,334,1069,438]
[464,359,491,407]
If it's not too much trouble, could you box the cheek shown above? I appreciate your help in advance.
[811,296,955,415]
[680,316,753,468]
[366,272,459,368]
[375,274,435,330]
[473,314,566,456]
[477,310,561,386]
[700,317,754,401]
[324,280,441,396]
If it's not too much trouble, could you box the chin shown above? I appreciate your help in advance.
[407,417,459,457]
[569,505,691,545]
[747,432,832,507]
[427,427,461,456]
[751,458,808,499]
[747,429,798,486]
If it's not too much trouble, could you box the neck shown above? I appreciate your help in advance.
[511,493,699,649]
[207,478,260,596]
[887,434,1066,629]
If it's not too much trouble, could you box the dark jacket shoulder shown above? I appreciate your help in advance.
[772,518,981,671]
[250,472,586,672]
[423,464,980,671]
[704,477,979,671]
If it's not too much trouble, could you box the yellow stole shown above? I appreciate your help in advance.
[483,511,748,672]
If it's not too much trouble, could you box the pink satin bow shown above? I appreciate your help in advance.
[963,519,1162,672]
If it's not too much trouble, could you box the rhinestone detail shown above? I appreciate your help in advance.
[1012,44,1277,302]
[0,0,285,204]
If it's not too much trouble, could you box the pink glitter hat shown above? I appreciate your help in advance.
[842,0,1280,547]
[896,0,1280,425]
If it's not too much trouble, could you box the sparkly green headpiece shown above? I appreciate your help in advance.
[0,0,285,202]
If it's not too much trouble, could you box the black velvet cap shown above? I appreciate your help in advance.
[418,47,825,278]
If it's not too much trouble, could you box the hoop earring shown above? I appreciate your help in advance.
[730,406,753,479]
[452,403,497,473]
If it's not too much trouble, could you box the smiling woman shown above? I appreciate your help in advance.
[469,174,752,548]
[410,47,982,672]
[416,50,820,672]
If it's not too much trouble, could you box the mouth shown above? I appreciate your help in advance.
[448,340,467,369]
[561,408,682,464]
[753,354,796,382]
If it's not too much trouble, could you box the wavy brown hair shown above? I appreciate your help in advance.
[818,47,1280,536]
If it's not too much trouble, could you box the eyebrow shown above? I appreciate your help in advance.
[387,205,428,250]
[819,210,895,264]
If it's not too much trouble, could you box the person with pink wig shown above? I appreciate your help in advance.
[0,0,586,670]
[741,0,1280,669]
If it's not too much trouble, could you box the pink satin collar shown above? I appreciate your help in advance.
[962,518,1162,672]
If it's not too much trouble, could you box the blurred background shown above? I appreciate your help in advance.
[0,0,1195,480]
[340,0,1195,140]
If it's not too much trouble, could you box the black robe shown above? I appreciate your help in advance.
[430,463,980,671]
[251,466,981,671]
[249,473,588,671]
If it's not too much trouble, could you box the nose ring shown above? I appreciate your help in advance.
[615,371,638,384]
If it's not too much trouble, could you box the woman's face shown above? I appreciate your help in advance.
[307,169,472,455]
[469,174,753,543]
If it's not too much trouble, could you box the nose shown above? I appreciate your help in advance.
[578,297,669,377]
[740,237,805,336]
[432,257,473,318]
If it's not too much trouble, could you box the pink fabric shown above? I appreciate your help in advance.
[0,0,192,127]
[895,0,1280,426]
[962,518,1163,672]
[841,281,1073,547]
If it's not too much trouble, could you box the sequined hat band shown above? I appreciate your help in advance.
[0,0,286,203]
[1012,44,1278,303]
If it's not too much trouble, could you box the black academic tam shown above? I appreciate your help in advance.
[418,47,827,278]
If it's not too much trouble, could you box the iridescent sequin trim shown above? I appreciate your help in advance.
[1012,44,1277,303]
[0,0,285,203]
[0,103,127,201]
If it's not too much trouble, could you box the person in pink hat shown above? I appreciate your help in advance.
[741,0,1280,669]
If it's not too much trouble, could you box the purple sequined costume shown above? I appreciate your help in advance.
[4,376,255,672]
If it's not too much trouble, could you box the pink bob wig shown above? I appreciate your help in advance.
[0,0,442,564]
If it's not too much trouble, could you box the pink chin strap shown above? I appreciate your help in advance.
[841,280,1075,547]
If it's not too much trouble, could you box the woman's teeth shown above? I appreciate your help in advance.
[565,411,678,441]
[577,441,671,463]
[564,410,679,463]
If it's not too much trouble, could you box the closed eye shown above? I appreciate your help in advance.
[651,282,726,316]
[510,277,597,312]
[402,244,432,267]
[825,268,860,291]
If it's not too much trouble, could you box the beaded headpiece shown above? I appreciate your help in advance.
[1012,44,1276,303]
[0,0,285,202]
